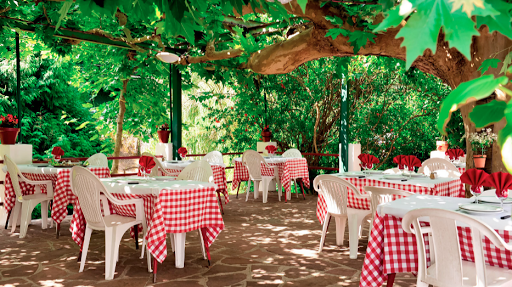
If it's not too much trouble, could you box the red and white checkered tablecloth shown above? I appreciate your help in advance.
[316,177,464,224]
[163,165,229,204]
[231,158,310,196]
[4,167,111,224]
[70,184,224,263]
[360,212,512,286]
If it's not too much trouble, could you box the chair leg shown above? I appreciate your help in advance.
[262,180,269,203]
[348,214,364,259]
[198,229,207,260]
[335,217,347,246]
[20,201,34,238]
[299,180,306,199]
[104,228,114,280]
[41,200,49,230]
[253,181,261,202]
[318,214,330,253]
[245,180,252,202]
[10,202,20,234]
[134,225,139,250]
[173,233,186,268]
[79,227,92,272]
[294,179,298,198]
[4,210,11,230]
[216,191,224,215]
[170,233,175,253]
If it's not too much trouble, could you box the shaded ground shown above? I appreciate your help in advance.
[0,191,416,287]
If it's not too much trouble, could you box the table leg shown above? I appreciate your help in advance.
[299,180,306,200]
[153,257,158,283]
[56,223,60,239]
[134,225,139,250]
[5,210,11,229]
[236,183,241,199]
[216,191,224,215]
[386,273,396,286]
[173,233,186,268]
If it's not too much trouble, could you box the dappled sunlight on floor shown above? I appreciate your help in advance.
[0,192,418,286]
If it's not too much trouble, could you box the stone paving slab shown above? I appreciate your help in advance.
[0,192,416,287]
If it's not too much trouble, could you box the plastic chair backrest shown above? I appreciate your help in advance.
[86,153,108,167]
[176,160,213,182]
[383,168,401,174]
[203,151,223,164]
[313,175,364,216]
[364,186,413,222]
[402,208,512,287]
[4,155,23,199]
[242,150,267,180]
[282,149,302,158]
[433,169,461,178]
[71,166,106,228]
[418,158,458,175]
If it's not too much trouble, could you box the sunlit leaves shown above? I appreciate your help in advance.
[498,101,512,173]
[296,0,308,13]
[325,16,344,26]
[325,28,348,40]
[478,58,500,75]
[448,0,484,16]
[476,1,512,40]
[56,0,73,30]
[437,75,508,135]
[500,51,512,74]
[469,100,507,128]
[373,6,409,33]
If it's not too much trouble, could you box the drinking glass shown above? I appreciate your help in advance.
[497,191,507,210]
[469,186,483,204]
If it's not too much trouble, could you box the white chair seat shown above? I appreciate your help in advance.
[243,150,282,203]
[103,215,138,227]
[427,262,512,287]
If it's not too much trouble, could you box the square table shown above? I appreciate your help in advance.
[316,173,465,225]
[231,157,310,202]
[360,194,512,287]
[3,164,110,227]
[70,177,224,268]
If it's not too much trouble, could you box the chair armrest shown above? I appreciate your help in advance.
[20,177,54,198]
[99,194,111,216]
[108,196,144,222]
[160,168,175,177]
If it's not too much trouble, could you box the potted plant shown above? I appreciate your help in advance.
[468,128,497,168]
[157,123,170,143]
[436,135,449,152]
[261,125,272,142]
[0,114,19,145]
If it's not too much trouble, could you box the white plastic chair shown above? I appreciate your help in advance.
[418,158,458,175]
[86,153,108,167]
[70,166,151,280]
[313,175,371,259]
[432,169,462,178]
[364,186,413,236]
[282,148,302,158]
[5,155,54,238]
[141,152,175,177]
[281,149,305,200]
[202,151,223,165]
[383,168,401,174]
[176,160,213,182]
[402,208,512,287]
[242,150,282,203]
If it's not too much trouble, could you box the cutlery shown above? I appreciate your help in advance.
[501,215,511,220]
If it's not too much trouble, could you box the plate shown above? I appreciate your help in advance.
[340,172,364,177]
[166,160,180,163]
[51,165,73,168]
[153,176,176,181]
[364,170,383,174]
[478,196,512,204]
[382,175,408,180]
[117,180,141,184]
[408,173,426,178]
[459,204,503,214]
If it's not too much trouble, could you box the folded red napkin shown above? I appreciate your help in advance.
[393,155,406,169]
[358,154,379,169]
[52,146,65,160]
[178,147,188,158]
[139,156,156,174]
[460,168,489,194]
[485,172,512,198]
[445,148,465,160]
[401,155,421,171]
[265,145,277,154]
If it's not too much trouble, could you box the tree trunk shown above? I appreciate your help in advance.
[111,79,128,174]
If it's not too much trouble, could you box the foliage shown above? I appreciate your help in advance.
[468,129,498,155]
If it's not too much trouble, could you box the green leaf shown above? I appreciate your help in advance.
[478,58,500,75]
[397,0,479,69]
[76,121,90,130]
[437,75,509,134]
[325,28,349,40]
[56,0,73,30]
[500,51,512,75]
[469,100,508,128]
[90,134,99,141]
[476,1,512,40]
[347,31,376,54]
[297,0,308,13]
[325,15,343,26]
[498,101,512,173]
[374,6,409,33]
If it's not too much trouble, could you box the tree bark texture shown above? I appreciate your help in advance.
[111,79,128,174]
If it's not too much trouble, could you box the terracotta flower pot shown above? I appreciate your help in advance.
[436,141,449,152]
[157,130,170,143]
[473,154,487,168]
[0,127,19,145]
[261,131,272,142]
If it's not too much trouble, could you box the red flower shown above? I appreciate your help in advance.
[222,139,224,142]
[390,129,394,132]
[245,129,248,132]
[244,113,247,117]
[231,107,233,110]
[254,122,257,124]
[216,120,220,123]
[293,91,296,94]
[377,113,380,116]
[214,117,217,120]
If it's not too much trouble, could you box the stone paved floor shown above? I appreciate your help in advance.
[0,192,417,287]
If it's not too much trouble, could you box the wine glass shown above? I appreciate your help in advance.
[496,190,508,210]
[470,186,483,204]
